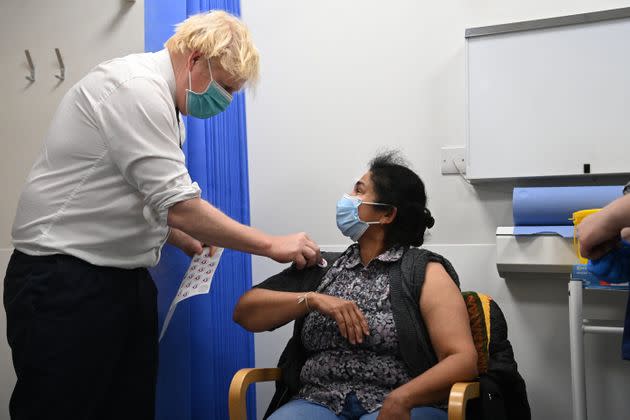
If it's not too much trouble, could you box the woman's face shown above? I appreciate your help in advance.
[351,172,387,223]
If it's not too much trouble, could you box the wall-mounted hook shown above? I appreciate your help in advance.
[24,49,35,82]
[54,48,65,81]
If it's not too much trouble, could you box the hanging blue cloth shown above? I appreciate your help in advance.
[145,1,256,419]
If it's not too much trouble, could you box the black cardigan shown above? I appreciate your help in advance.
[254,247,460,418]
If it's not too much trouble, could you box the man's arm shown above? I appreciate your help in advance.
[96,78,320,267]
[168,198,321,268]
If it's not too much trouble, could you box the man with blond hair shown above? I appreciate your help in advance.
[5,11,320,419]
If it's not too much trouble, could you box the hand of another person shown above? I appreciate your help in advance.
[310,293,370,345]
[267,233,321,269]
[577,211,621,260]
[377,391,411,420]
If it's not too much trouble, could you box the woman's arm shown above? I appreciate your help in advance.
[233,289,370,344]
[379,262,478,419]
[233,288,310,332]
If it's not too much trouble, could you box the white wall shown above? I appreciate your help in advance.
[241,1,630,419]
[0,1,144,417]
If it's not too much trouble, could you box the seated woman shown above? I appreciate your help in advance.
[233,152,478,420]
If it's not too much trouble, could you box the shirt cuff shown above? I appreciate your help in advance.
[142,182,201,227]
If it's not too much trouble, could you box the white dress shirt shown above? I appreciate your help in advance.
[12,49,201,269]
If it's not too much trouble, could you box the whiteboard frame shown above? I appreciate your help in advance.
[465,6,630,39]
[464,6,630,182]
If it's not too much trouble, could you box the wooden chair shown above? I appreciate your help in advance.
[229,292,492,420]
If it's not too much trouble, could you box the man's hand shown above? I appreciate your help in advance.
[309,293,370,345]
[577,211,621,260]
[267,232,321,269]
[167,228,203,257]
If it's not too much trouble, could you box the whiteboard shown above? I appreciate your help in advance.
[466,9,630,180]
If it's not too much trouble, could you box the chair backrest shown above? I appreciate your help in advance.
[461,291,491,375]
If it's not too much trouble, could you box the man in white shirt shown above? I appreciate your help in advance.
[5,11,320,420]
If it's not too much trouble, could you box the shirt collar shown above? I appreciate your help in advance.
[154,49,177,104]
[342,243,406,269]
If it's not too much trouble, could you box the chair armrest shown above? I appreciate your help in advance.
[229,368,283,420]
[448,381,480,420]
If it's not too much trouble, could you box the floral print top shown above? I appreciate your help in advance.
[297,243,413,414]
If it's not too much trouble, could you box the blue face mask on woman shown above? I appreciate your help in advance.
[186,60,233,119]
[336,194,392,241]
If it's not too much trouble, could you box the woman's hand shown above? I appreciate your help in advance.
[310,293,370,345]
[377,390,412,420]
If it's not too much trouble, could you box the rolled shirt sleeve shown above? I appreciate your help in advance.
[95,76,200,226]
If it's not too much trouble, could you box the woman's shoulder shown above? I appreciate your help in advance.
[322,250,344,264]
[401,247,460,286]
[402,247,450,266]
[253,250,346,293]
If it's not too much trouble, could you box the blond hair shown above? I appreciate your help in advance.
[165,11,259,86]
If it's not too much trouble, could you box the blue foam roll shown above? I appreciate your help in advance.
[513,186,623,226]
[512,225,575,238]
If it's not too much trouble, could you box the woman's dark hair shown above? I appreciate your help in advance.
[369,151,434,247]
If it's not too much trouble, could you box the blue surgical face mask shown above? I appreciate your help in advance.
[336,194,391,241]
[186,60,233,119]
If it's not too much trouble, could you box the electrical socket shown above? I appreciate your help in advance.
[440,146,466,175]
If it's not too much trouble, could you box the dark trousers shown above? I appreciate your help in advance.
[3,250,158,420]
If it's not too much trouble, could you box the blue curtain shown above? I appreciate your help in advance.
[145,1,256,419]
